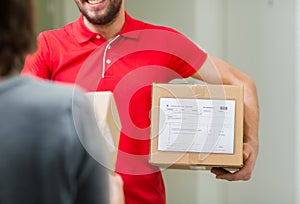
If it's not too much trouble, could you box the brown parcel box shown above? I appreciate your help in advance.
[149,83,244,169]
[85,92,121,171]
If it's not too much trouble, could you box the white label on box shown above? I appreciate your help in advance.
[158,98,236,154]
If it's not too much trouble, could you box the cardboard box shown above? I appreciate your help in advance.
[85,92,121,171]
[149,83,244,169]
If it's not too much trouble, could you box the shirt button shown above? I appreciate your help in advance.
[106,59,111,64]
[107,45,111,50]
[96,35,101,39]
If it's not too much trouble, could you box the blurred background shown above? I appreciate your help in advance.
[34,0,299,203]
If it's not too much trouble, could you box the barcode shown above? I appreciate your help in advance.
[220,106,228,111]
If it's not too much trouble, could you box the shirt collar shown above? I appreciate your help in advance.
[119,12,143,39]
[74,14,95,44]
[74,12,142,44]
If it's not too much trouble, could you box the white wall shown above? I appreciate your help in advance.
[295,1,300,203]
[194,0,226,58]
[125,0,197,39]
[63,1,80,24]
[224,1,296,203]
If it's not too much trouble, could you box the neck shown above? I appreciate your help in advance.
[84,7,125,40]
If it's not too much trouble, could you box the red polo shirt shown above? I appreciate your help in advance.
[22,13,207,204]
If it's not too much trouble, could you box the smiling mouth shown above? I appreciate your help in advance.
[87,0,104,4]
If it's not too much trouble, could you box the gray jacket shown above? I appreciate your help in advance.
[0,76,110,204]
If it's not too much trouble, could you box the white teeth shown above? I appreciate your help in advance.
[88,0,103,4]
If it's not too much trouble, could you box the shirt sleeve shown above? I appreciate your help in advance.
[140,27,208,78]
[21,32,53,79]
[168,30,208,78]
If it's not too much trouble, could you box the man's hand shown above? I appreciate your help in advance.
[109,173,125,204]
[192,55,259,181]
[211,142,258,181]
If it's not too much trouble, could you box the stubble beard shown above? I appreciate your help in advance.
[79,0,122,27]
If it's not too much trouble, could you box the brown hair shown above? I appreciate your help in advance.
[0,0,36,76]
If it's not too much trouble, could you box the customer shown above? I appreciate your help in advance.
[0,0,124,203]
[22,1,259,204]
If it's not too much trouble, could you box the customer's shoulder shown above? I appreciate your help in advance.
[21,76,87,110]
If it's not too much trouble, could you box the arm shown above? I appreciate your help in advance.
[192,55,259,181]
[21,33,52,79]
[109,173,125,204]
